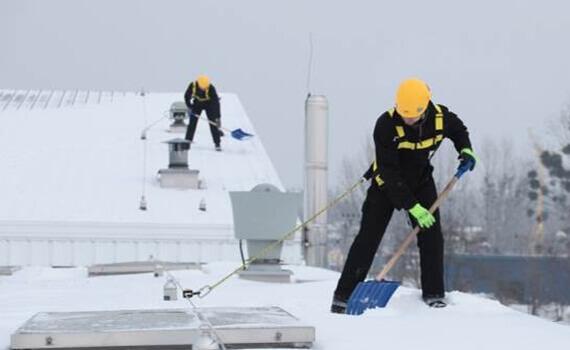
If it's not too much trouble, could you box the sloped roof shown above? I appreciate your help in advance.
[0,90,282,239]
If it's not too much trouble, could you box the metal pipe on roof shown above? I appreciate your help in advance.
[303,94,328,268]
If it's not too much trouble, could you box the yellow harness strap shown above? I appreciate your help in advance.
[372,104,444,186]
[372,160,384,186]
[192,82,210,102]
[391,104,444,150]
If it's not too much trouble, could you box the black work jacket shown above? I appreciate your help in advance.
[364,101,472,210]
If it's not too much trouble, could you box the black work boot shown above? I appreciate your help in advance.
[423,295,447,308]
[215,144,222,152]
[330,295,348,314]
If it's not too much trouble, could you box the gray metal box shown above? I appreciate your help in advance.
[230,187,301,240]
[10,307,315,349]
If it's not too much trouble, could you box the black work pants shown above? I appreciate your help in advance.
[185,103,221,146]
[334,176,444,300]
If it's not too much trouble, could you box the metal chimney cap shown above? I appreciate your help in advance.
[162,138,191,145]
[306,95,328,104]
[170,101,188,112]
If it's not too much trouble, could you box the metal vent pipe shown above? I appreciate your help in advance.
[303,95,328,268]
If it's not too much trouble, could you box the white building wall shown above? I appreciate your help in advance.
[0,236,302,267]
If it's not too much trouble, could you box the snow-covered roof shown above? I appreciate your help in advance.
[0,90,282,238]
[1,264,569,349]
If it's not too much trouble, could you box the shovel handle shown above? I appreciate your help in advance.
[190,113,228,132]
[374,176,459,281]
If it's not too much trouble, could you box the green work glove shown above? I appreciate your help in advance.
[409,203,436,229]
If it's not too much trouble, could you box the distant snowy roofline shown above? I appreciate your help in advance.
[0,89,141,111]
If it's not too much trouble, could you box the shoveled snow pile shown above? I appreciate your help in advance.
[1,262,569,350]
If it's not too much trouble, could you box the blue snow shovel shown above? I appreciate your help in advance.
[230,128,254,140]
[192,114,254,141]
[346,164,472,315]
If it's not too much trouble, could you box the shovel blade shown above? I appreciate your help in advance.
[231,128,254,140]
[346,280,400,315]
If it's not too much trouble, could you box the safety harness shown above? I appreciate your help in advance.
[192,82,211,102]
[372,104,444,186]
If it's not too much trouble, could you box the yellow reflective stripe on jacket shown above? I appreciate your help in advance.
[396,135,444,150]
[192,82,210,102]
[371,104,444,186]
[372,160,384,186]
[392,103,444,150]
[397,141,416,150]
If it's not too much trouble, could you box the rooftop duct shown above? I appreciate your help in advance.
[168,101,188,133]
[230,184,301,283]
[157,138,200,189]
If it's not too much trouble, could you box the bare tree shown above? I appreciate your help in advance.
[431,142,487,255]
[477,138,534,255]
[529,105,570,256]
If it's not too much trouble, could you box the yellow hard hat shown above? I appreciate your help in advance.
[197,75,210,90]
[395,78,432,118]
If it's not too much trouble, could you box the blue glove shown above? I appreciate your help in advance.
[458,148,477,172]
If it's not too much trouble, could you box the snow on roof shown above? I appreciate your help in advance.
[1,264,569,350]
[0,90,282,238]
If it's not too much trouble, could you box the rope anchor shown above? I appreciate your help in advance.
[183,285,213,299]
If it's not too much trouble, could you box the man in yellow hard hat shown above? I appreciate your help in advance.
[331,78,477,312]
[184,75,223,151]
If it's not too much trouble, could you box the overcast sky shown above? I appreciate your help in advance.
[2,0,570,188]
